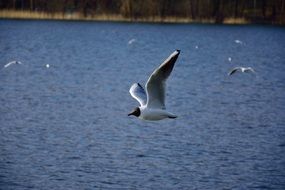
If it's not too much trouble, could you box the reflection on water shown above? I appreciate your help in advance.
[0,20,285,189]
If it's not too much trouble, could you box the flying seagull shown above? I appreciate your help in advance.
[128,50,181,121]
[228,67,255,76]
[128,38,136,45]
[234,40,243,44]
[4,61,22,68]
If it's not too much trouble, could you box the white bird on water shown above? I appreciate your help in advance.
[4,61,22,68]
[228,67,255,76]
[128,50,181,121]
[128,38,136,45]
[234,39,243,44]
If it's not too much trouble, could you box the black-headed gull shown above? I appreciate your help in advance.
[128,50,181,121]
[4,61,22,68]
[228,66,255,76]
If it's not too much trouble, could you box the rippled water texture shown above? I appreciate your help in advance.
[1,20,285,189]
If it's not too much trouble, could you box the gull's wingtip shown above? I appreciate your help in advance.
[170,50,180,57]
[175,49,181,54]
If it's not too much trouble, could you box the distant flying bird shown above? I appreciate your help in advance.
[46,64,50,68]
[234,40,243,44]
[228,67,255,76]
[228,57,232,62]
[128,38,136,45]
[195,45,199,49]
[128,50,181,121]
[4,61,22,68]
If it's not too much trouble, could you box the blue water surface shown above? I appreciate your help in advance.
[0,19,285,189]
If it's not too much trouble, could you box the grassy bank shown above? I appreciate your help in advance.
[0,10,250,24]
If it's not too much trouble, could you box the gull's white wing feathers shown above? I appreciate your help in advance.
[4,61,22,68]
[245,67,255,73]
[4,61,16,68]
[228,67,242,76]
[228,67,255,76]
[129,83,147,106]
[145,50,180,109]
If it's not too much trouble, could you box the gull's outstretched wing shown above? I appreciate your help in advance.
[245,67,255,73]
[145,50,180,109]
[129,83,147,106]
[4,61,22,68]
[228,67,241,76]
[4,61,16,68]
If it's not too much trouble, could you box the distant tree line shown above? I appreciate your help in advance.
[1,0,284,24]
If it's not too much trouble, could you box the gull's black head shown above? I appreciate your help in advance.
[128,107,140,117]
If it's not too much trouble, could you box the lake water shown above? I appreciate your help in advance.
[0,19,285,189]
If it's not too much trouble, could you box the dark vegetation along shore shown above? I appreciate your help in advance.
[0,0,285,24]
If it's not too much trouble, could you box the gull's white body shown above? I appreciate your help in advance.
[128,50,180,121]
[138,106,177,121]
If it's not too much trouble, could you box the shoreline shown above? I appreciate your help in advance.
[0,10,249,25]
[1,10,283,25]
